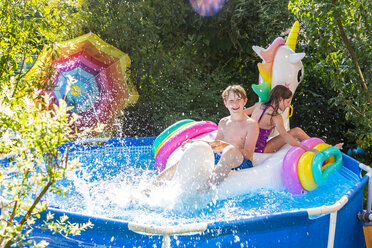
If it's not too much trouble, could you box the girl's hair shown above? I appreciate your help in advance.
[264,85,293,115]
[222,85,247,101]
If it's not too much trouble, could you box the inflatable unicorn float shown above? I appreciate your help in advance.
[151,22,342,199]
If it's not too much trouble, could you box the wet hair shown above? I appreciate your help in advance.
[222,85,247,101]
[264,85,293,115]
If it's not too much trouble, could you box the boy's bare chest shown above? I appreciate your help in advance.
[222,122,247,147]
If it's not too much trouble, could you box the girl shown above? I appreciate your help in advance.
[245,85,343,153]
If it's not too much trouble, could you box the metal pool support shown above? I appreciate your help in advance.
[360,163,372,214]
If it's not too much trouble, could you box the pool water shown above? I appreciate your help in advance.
[48,141,359,226]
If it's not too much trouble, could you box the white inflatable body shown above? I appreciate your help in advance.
[167,134,292,200]
[216,145,290,199]
[172,141,214,191]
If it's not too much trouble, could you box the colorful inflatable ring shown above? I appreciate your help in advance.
[152,119,195,154]
[298,151,318,191]
[155,121,218,172]
[282,137,343,194]
[282,137,324,194]
[154,121,196,158]
[313,143,335,167]
[301,137,324,149]
[312,147,342,186]
[281,146,306,194]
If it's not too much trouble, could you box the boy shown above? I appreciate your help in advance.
[150,85,259,189]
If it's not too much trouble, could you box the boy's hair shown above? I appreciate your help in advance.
[222,85,247,101]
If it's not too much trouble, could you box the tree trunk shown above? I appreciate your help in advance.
[332,0,372,106]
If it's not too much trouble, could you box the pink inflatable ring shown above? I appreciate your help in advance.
[155,121,218,172]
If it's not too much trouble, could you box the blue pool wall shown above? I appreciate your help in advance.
[26,137,368,247]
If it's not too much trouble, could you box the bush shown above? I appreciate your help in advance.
[79,0,294,136]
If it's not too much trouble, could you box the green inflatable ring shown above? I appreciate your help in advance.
[152,119,195,154]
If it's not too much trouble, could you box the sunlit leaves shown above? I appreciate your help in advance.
[0,1,91,244]
[0,0,81,83]
[0,82,94,247]
[289,0,371,150]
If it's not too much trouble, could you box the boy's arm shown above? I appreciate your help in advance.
[182,118,225,150]
[214,118,225,141]
[207,118,230,152]
[241,120,259,161]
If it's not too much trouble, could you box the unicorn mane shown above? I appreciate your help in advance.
[251,21,303,103]
[257,37,285,84]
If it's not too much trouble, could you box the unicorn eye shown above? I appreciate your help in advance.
[297,68,303,83]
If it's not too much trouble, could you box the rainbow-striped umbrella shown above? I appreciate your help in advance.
[27,33,138,130]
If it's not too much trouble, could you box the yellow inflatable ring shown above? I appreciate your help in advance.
[297,151,318,191]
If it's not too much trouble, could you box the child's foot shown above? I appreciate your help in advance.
[335,143,344,149]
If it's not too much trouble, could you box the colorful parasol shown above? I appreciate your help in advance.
[27,33,138,130]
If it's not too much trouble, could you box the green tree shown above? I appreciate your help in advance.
[0,0,82,94]
[0,83,94,248]
[79,0,295,136]
[0,0,96,246]
[288,0,371,151]
[291,46,355,147]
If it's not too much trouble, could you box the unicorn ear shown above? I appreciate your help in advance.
[289,53,305,64]
[252,46,264,61]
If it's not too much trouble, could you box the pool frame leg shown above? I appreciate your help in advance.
[368,173,372,212]
[360,163,372,212]
[327,211,338,248]
[162,234,170,248]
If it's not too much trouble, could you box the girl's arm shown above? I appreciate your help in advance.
[244,104,257,116]
[272,115,317,152]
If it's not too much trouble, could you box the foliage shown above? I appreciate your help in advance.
[291,45,355,147]
[0,0,96,247]
[0,0,82,93]
[0,82,96,247]
[288,0,372,152]
[79,0,294,136]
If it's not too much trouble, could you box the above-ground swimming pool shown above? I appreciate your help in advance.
[29,137,371,248]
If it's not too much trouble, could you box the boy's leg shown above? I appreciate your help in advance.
[208,145,244,186]
[152,162,178,186]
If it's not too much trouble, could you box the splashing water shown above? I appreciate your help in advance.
[189,0,225,17]
[48,141,359,226]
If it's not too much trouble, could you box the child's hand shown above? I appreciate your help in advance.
[306,148,319,153]
[208,140,229,152]
[181,139,194,150]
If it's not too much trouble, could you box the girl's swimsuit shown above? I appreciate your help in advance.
[214,152,253,170]
[254,104,274,153]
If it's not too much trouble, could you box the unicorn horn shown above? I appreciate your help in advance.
[286,21,299,52]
